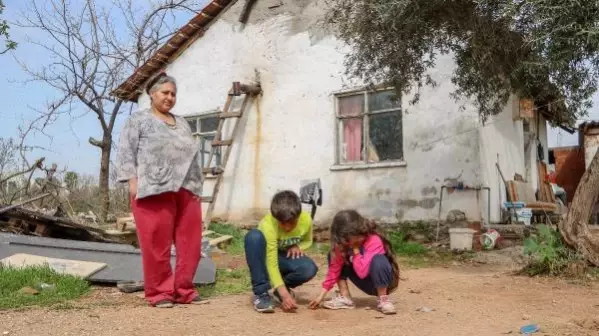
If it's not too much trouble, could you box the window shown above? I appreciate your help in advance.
[335,89,403,166]
[186,113,221,169]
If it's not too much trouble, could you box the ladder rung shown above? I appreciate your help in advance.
[204,175,218,180]
[202,166,224,175]
[200,196,213,203]
[212,140,232,146]
[220,112,242,119]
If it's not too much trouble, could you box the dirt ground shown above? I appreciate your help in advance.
[2,261,599,336]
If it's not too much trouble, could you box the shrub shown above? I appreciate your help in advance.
[522,225,583,276]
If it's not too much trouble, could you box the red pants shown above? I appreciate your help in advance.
[131,188,202,305]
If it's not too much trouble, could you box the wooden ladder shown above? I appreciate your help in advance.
[201,82,261,227]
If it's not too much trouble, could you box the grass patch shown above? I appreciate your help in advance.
[397,251,468,269]
[0,265,90,309]
[207,222,246,255]
[520,225,584,277]
[198,268,250,298]
[386,231,475,268]
[387,231,429,257]
[310,242,330,256]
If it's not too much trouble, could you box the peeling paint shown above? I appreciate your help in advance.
[397,198,438,209]
[418,198,438,209]
[361,199,394,218]
[421,186,438,196]
[398,199,418,208]
[222,0,327,43]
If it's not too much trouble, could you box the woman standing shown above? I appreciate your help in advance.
[116,72,205,308]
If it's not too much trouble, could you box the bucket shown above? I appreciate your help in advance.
[515,208,533,226]
[449,228,476,251]
[480,229,501,250]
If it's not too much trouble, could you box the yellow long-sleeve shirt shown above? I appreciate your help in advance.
[257,210,313,289]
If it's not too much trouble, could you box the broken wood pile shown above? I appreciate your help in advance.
[0,204,118,243]
[112,215,234,248]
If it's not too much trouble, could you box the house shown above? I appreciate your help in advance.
[550,121,599,222]
[549,146,585,205]
[113,0,561,227]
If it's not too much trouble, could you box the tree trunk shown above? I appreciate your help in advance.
[557,148,599,266]
[98,134,112,223]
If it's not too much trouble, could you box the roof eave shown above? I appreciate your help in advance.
[111,0,236,102]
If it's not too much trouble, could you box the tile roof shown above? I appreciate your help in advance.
[111,0,236,102]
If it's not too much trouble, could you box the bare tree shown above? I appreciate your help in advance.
[0,138,17,179]
[16,0,208,222]
[0,137,44,205]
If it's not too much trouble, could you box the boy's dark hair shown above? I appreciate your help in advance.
[270,190,302,223]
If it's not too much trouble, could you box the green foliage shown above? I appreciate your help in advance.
[310,242,330,255]
[522,225,581,276]
[0,0,16,54]
[207,222,246,255]
[387,231,428,256]
[63,171,79,190]
[326,0,599,123]
[198,268,250,298]
[0,265,90,309]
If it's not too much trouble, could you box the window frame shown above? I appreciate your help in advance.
[185,111,221,168]
[332,87,406,170]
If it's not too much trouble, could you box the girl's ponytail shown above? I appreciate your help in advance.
[367,220,401,294]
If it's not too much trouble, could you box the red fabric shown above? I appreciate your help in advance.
[131,188,203,305]
[344,119,363,162]
[339,95,364,162]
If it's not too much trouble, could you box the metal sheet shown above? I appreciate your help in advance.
[0,233,216,284]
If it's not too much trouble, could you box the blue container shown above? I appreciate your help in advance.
[504,201,525,209]
[520,324,540,334]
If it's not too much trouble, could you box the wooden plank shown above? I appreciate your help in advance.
[116,216,134,226]
[204,93,233,169]
[205,91,254,225]
[202,230,214,237]
[1,253,107,278]
[219,112,242,119]
[211,139,233,147]
[209,235,233,247]
[33,223,51,237]
[202,166,224,175]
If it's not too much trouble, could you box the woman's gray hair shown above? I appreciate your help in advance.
[146,73,177,95]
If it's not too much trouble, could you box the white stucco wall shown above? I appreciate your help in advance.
[477,98,551,223]
[134,0,531,225]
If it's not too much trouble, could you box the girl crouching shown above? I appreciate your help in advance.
[309,210,400,315]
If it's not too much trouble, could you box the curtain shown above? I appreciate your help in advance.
[339,95,364,162]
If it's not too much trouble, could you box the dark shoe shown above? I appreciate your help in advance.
[154,300,174,308]
[253,293,275,313]
[190,296,208,305]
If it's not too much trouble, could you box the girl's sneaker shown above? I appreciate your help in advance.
[377,295,396,315]
[323,292,355,310]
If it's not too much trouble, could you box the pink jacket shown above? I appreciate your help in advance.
[322,234,386,290]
